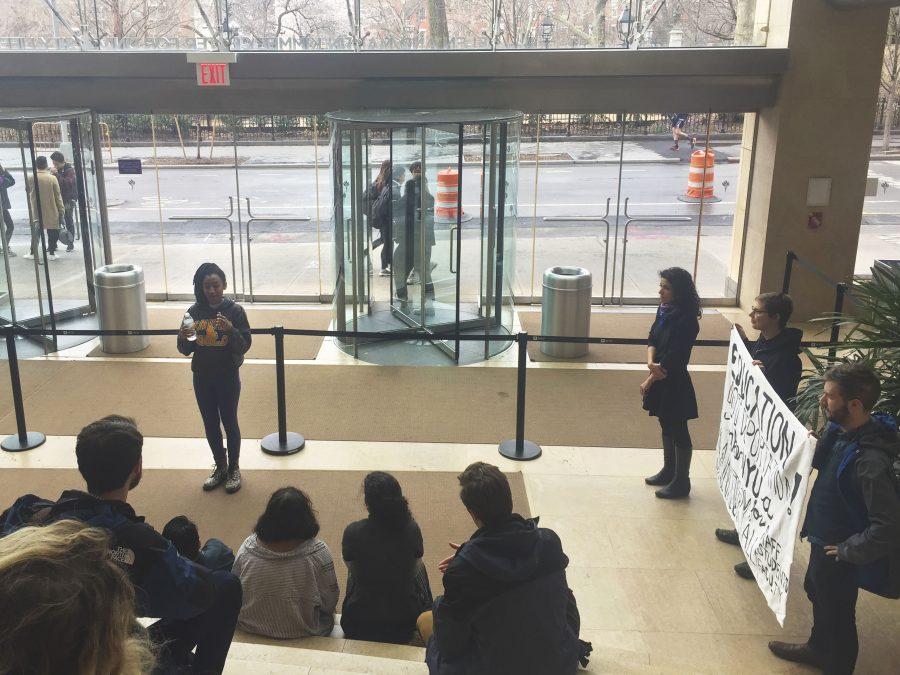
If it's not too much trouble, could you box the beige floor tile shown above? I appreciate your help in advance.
[606,516,747,571]
[578,629,651,666]
[525,474,730,522]
[232,632,346,653]
[567,567,642,631]
[580,447,715,479]
[474,444,589,476]
[537,515,618,568]
[224,661,310,674]
[642,632,814,674]
[340,640,425,662]
[694,568,814,637]
[568,567,723,633]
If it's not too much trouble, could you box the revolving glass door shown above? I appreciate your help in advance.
[329,110,521,365]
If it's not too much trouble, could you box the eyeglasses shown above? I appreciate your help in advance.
[748,308,769,316]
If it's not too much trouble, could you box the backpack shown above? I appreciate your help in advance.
[0,494,58,536]
[370,185,391,229]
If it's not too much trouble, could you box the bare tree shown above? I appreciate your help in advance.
[882,9,900,153]
[427,0,449,48]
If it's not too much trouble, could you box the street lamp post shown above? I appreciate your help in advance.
[541,12,554,49]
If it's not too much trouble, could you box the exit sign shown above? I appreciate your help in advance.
[197,62,230,86]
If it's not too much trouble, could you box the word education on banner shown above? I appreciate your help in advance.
[715,328,816,625]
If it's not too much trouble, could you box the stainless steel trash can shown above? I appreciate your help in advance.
[540,266,592,358]
[94,264,150,354]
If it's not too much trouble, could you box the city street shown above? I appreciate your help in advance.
[3,145,899,302]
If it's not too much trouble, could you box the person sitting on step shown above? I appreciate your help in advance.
[341,471,433,644]
[418,462,592,674]
[164,514,236,572]
[233,487,339,639]
[0,415,242,674]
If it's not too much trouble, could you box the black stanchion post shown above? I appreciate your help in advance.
[261,326,305,456]
[499,332,542,461]
[828,283,847,363]
[782,251,795,294]
[2,329,46,452]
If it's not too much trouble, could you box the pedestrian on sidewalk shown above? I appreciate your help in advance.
[50,151,78,252]
[178,262,252,494]
[641,267,702,499]
[23,156,64,262]
[0,162,15,256]
[670,113,697,151]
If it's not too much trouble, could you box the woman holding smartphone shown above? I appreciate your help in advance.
[178,262,252,494]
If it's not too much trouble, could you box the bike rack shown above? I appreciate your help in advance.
[543,197,612,304]
[618,197,692,305]
[244,197,311,302]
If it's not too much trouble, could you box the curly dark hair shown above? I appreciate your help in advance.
[363,471,412,531]
[659,267,701,318]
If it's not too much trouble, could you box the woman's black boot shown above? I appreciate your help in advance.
[645,435,676,486]
[656,446,692,499]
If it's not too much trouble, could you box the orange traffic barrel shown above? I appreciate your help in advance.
[436,168,462,222]
[678,149,720,203]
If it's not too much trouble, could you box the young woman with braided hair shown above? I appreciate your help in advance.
[178,262,252,493]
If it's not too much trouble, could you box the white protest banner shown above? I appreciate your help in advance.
[715,328,816,625]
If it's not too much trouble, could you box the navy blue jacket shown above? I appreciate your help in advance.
[745,327,803,407]
[801,414,900,597]
[426,515,582,675]
[1,491,217,619]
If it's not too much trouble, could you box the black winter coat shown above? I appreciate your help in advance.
[425,515,581,675]
[642,307,700,421]
[745,327,803,407]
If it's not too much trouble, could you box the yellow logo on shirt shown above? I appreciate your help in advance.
[194,319,230,347]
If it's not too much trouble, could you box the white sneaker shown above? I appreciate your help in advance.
[23,253,35,260]
[47,253,58,261]
[379,267,391,277]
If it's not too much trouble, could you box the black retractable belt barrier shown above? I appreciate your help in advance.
[1,329,46,452]
[261,326,305,456]
[3,324,888,458]
[499,332,542,461]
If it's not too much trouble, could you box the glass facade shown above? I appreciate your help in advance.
[96,110,746,304]
[0,1,771,51]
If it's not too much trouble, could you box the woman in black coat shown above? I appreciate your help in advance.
[640,267,701,499]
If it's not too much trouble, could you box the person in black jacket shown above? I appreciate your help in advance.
[178,262,252,494]
[341,471,432,644]
[641,267,702,499]
[0,162,15,256]
[368,159,395,275]
[394,161,435,310]
[715,292,804,579]
[769,363,900,674]
[163,515,236,572]
[419,462,590,675]
[0,415,242,674]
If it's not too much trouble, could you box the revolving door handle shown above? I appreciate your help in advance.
[449,226,458,274]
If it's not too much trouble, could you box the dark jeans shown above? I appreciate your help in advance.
[806,543,859,674]
[149,570,242,674]
[193,371,242,468]
[1,208,12,245]
[31,228,60,255]
[658,417,692,449]
[372,221,392,269]
[393,236,433,301]
[63,199,76,249]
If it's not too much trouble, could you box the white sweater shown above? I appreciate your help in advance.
[232,534,339,639]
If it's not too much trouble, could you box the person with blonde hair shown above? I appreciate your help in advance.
[0,519,154,674]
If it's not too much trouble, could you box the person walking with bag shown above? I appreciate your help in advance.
[368,159,394,276]
[178,262,251,494]
[23,156,64,262]
[640,267,702,499]
[0,162,15,256]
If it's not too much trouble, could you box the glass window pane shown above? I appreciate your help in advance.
[361,0,493,50]
[859,159,900,276]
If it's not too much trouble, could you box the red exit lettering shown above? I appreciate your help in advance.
[198,63,230,87]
